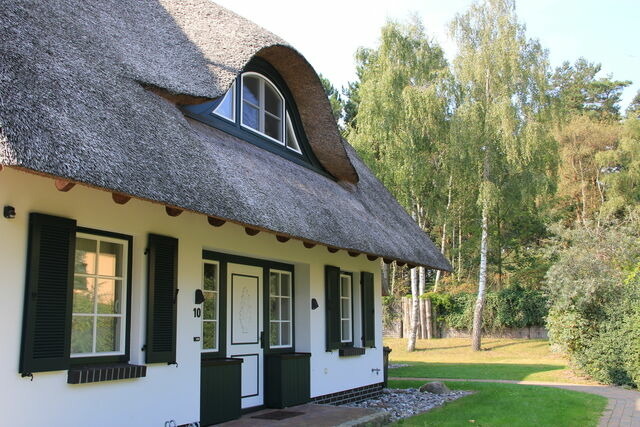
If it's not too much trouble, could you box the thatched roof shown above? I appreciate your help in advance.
[0,0,451,271]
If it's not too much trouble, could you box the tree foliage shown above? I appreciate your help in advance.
[341,0,639,363]
[545,219,640,386]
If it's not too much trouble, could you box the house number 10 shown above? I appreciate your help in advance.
[193,308,201,318]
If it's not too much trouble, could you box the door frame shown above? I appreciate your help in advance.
[200,250,296,410]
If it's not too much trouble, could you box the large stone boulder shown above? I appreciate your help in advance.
[419,382,451,394]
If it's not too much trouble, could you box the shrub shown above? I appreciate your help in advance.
[545,220,640,387]
[424,286,547,332]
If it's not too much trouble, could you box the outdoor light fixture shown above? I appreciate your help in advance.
[311,298,319,310]
[3,205,15,219]
[194,289,205,304]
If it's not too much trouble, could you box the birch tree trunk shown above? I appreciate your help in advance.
[425,295,433,339]
[418,267,427,338]
[407,267,419,351]
[457,216,463,281]
[434,175,453,291]
[381,261,391,296]
[472,202,489,351]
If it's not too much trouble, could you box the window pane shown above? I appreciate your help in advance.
[264,114,282,141]
[203,263,218,291]
[213,85,234,120]
[341,277,350,297]
[75,238,97,274]
[96,279,122,314]
[71,316,94,354]
[264,83,282,116]
[242,103,259,130]
[203,292,216,320]
[270,297,280,321]
[243,76,260,106]
[98,241,123,277]
[341,320,351,341]
[96,317,120,352]
[281,298,290,321]
[286,114,301,152]
[281,322,291,346]
[270,272,279,296]
[341,298,350,318]
[270,322,279,346]
[73,277,95,313]
[280,274,290,296]
[203,321,217,350]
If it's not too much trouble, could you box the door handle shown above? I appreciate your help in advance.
[260,331,264,348]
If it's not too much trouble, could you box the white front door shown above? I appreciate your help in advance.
[227,263,264,409]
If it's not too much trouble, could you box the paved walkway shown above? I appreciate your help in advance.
[218,403,388,427]
[390,377,640,427]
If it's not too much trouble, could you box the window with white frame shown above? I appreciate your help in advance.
[71,233,128,356]
[340,273,352,343]
[242,72,285,143]
[202,261,220,352]
[269,270,292,348]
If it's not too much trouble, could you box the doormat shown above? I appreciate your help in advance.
[251,410,305,420]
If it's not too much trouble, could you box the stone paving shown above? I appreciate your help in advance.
[390,377,640,427]
[218,403,388,427]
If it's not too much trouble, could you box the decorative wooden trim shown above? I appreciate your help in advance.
[303,242,316,249]
[276,235,290,243]
[407,264,417,269]
[207,217,226,227]
[165,206,183,217]
[383,258,393,264]
[245,227,260,236]
[348,251,360,258]
[366,255,379,261]
[112,193,131,205]
[396,261,406,267]
[54,179,75,192]
[327,247,339,253]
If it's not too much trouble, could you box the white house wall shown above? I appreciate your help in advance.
[0,168,383,426]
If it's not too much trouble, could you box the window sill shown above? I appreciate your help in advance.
[67,363,146,384]
[339,347,366,357]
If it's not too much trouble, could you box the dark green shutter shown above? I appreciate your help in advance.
[325,265,341,351]
[146,234,178,364]
[361,272,375,348]
[20,213,76,374]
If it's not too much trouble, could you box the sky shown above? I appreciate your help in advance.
[214,0,639,111]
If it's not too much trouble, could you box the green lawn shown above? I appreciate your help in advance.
[385,338,593,384]
[389,380,607,427]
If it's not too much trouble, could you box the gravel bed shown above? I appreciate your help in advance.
[342,388,471,422]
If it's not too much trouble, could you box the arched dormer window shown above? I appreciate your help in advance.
[182,58,325,175]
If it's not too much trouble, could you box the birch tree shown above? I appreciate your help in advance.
[348,17,452,351]
[449,0,554,350]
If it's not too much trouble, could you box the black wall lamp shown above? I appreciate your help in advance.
[195,289,205,304]
[3,205,16,219]
[311,298,319,310]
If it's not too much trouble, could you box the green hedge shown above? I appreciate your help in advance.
[424,285,548,331]
[545,221,640,387]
